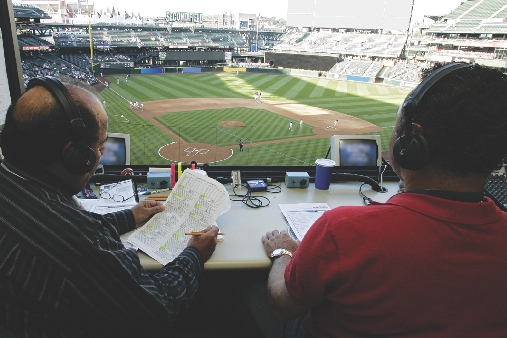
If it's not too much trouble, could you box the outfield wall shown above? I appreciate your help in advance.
[97,65,417,90]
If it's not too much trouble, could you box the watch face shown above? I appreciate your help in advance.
[271,248,284,257]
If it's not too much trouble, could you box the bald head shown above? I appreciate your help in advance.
[1,79,107,168]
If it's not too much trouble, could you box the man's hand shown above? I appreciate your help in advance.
[262,230,299,257]
[187,225,219,262]
[131,200,164,229]
[262,230,308,322]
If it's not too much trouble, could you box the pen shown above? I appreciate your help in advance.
[145,196,168,201]
[185,231,224,236]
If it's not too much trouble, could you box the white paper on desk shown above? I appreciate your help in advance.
[127,169,230,265]
[279,203,331,241]
[77,199,134,215]
[99,180,137,205]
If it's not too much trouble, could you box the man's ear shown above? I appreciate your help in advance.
[412,123,424,134]
[62,141,73,156]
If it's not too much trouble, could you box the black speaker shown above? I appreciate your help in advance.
[393,63,472,171]
[27,77,96,175]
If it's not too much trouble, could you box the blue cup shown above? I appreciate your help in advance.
[315,159,336,190]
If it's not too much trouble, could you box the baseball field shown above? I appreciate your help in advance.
[98,72,409,166]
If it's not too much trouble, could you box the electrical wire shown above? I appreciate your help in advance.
[359,183,373,206]
[229,183,272,208]
[378,164,388,192]
[266,183,282,193]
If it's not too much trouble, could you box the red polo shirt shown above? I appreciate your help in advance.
[285,193,507,337]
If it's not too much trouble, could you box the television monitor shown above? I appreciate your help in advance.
[99,132,131,166]
[330,135,382,166]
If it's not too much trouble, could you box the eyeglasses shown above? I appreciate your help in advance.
[100,191,135,203]
[100,182,136,203]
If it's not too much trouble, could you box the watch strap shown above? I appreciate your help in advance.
[270,248,293,261]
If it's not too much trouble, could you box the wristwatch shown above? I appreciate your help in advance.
[270,248,293,261]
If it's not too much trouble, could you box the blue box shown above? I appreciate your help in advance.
[285,172,310,188]
[147,172,171,189]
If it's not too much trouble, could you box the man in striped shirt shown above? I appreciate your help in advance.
[0,77,219,337]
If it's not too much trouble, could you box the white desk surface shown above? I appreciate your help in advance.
[128,181,400,271]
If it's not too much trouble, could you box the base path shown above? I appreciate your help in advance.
[136,98,382,163]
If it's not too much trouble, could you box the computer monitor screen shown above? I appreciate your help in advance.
[330,135,381,166]
[99,132,130,165]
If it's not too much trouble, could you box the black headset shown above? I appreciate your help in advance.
[393,63,472,171]
[27,77,96,175]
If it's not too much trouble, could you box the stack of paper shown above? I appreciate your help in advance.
[279,203,331,241]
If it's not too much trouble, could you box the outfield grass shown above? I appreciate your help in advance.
[101,72,408,165]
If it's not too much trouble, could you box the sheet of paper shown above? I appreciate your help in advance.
[127,169,230,265]
[99,180,137,205]
[279,203,331,241]
[77,198,134,214]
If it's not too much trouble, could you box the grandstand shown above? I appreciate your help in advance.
[274,31,406,58]
[408,0,507,67]
[13,0,507,102]
[425,0,507,34]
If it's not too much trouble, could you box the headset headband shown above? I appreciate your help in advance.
[26,76,86,142]
[401,62,472,148]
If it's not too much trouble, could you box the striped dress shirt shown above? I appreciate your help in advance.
[0,160,204,337]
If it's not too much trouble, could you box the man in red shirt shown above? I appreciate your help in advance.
[250,63,507,337]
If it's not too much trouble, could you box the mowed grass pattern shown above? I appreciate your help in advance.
[101,73,409,165]
[156,108,315,146]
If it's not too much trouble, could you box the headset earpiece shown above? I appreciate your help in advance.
[393,97,431,171]
[393,63,472,171]
[393,131,431,171]
[63,142,96,175]
[27,76,96,175]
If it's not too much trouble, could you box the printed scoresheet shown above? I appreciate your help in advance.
[127,169,230,265]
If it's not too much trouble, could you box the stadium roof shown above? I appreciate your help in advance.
[13,5,51,19]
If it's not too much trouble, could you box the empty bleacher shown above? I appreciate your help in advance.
[273,31,406,58]
[445,0,479,20]
[384,62,425,83]
[427,0,507,34]
[460,0,506,20]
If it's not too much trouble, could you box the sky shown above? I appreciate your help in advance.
[93,0,465,24]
